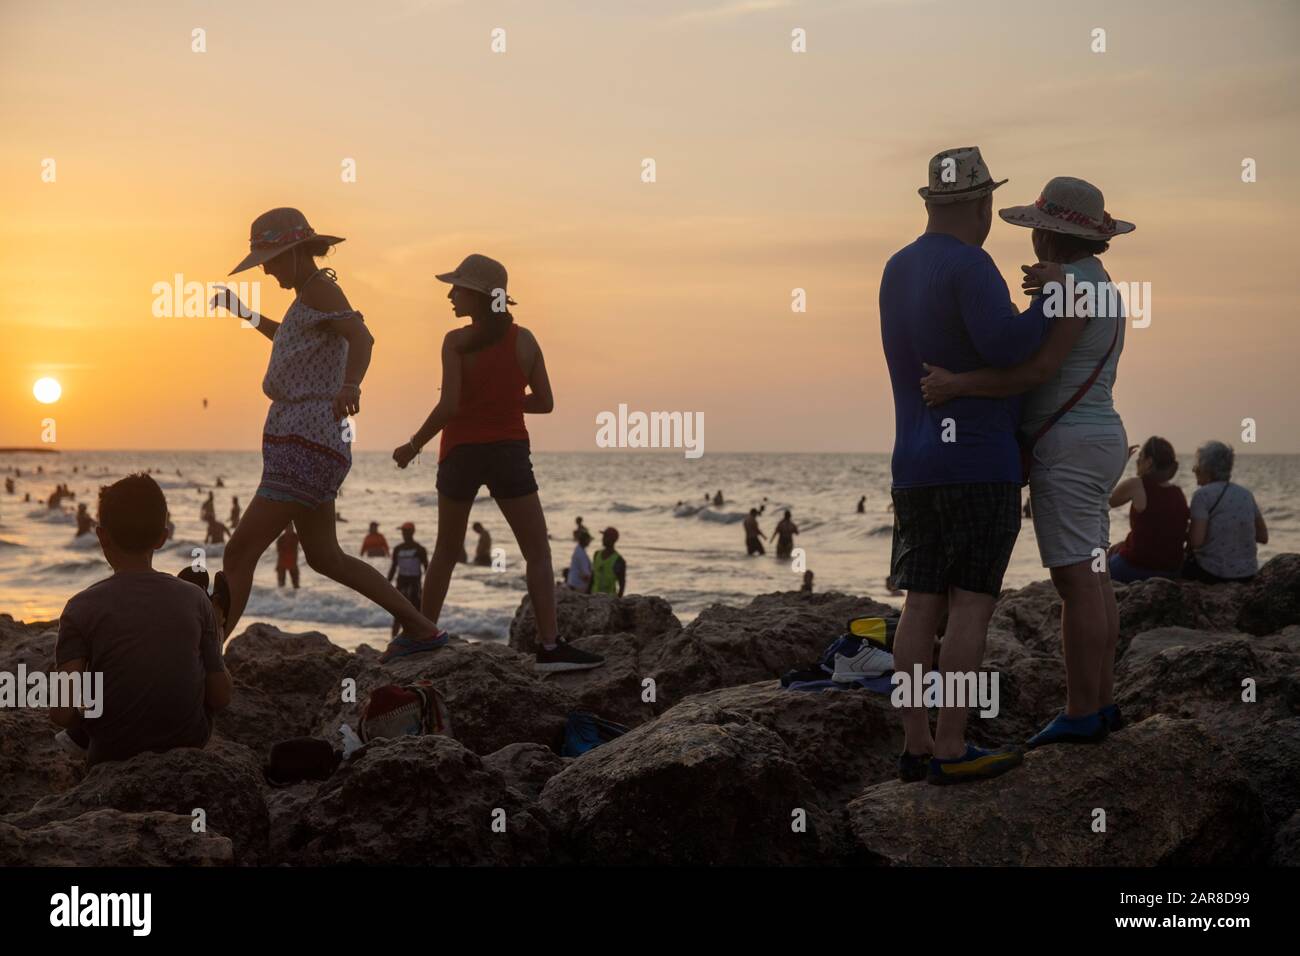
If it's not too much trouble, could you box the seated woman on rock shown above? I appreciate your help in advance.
[1183,440,1268,583]
[1107,436,1188,583]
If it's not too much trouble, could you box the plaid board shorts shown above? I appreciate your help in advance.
[890,482,1022,597]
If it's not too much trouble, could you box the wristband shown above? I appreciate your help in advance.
[409,435,424,453]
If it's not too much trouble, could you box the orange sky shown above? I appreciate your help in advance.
[2,0,1298,453]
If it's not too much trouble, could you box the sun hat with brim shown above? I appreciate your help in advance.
[436,253,517,305]
[918,146,1008,205]
[999,176,1135,240]
[228,207,344,275]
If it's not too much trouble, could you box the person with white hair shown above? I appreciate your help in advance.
[1184,441,1268,583]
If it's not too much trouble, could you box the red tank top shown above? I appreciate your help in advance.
[439,322,529,461]
[1119,477,1189,572]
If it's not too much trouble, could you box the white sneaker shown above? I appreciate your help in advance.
[831,644,894,682]
[55,729,89,758]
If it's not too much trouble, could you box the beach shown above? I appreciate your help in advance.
[3,449,1297,649]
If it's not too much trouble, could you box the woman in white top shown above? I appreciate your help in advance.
[920,177,1134,750]
[1185,441,1268,583]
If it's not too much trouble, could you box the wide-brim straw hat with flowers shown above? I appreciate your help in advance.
[228,207,344,275]
[918,146,1008,205]
[999,176,1135,240]
[435,253,517,305]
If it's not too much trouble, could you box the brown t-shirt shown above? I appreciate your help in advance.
[56,570,225,766]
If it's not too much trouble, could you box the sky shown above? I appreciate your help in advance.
[1,0,1298,453]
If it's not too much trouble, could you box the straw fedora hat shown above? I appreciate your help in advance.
[918,146,1008,205]
[228,207,344,275]
[435,253,517,305]
[999,177,1135,240]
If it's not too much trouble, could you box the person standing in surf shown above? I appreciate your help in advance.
[208,207,445,644]
[392,254,603,673]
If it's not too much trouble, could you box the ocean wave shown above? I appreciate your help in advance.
[0,537,24,549]
[46,557,108,574]
[26,508,74,524]
[609,502,647,513]
[68,533,101,549]
[695,509,746,525]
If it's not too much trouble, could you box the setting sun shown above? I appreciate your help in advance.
[32,377,61,404]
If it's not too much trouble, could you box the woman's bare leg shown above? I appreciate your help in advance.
[1050,560,1107,717]
[494,492,558,646]
[295,500,441,637]
[421,494,475,627]
[221,494,302,637]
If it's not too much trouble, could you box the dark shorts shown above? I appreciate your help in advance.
[746,536,765,555]
[890,482,1021,597]
[396,575,422,606]
[436,440,538,502]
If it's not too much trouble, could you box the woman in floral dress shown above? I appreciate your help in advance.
[209,207,445,646]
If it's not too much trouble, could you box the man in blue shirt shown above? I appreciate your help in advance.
[879,147,1047,786]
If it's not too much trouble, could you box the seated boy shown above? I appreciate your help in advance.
[50,473,232,766]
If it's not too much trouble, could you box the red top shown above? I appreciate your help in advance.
[1119,477,1189,572]
[439,322,529,461]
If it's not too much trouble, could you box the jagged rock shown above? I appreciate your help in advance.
[539,695,846,864]
[653,681,902,805]
[641,591,898,710]
[273,734,551,865]
[848,715,1270,865]
[1271,810,1300,866]
[1237,554,1300,636]
[508,590,680,655]
[1117,630,1300,823]
[536,632,655,726]
[0,614,56,673]
[3,738,270,864]
[0,809,233,866]
[315,641,574,755]
[217,624,353,755]
[0,708,84,815]
[481,742,567,798]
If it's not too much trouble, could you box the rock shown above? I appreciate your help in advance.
[0,810,233,866]
[508,590,680,655]
[539,694,846,865]
[273,734,551,865]
[1271,810,1300,866]
[316,641,574,755]
[1117,631,1300,823]
[848,715,1270,865]
[535,632,655,726]
[218,624,353,755]
[0,614,56,673]
[642,591,898,710]
[1237,554,1300,636]
[989,580,1063,657]
[4,738,270,864]
[482,742,568,798]
[0,708,84,815]
[652,680,902,805]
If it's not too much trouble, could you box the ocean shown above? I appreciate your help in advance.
[2,450,1296,651]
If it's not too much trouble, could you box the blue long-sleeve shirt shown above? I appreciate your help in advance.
[880,233,1049,488]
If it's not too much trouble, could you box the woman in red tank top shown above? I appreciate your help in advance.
[1107,436,1189,582]
[388,254,603,673]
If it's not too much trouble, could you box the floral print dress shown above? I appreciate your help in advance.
[256,294,363,509]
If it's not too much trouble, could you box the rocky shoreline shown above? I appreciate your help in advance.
[2,554,1297,866]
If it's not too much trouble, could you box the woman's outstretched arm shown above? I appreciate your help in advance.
[394,332,462,468]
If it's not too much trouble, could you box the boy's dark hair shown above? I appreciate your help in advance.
[97,473,167,552]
